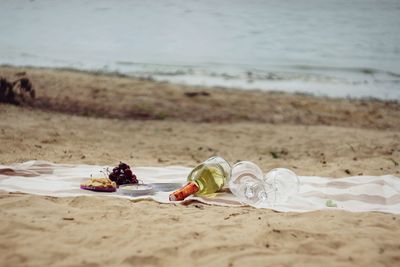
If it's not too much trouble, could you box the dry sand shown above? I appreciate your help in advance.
[0,66,400,266]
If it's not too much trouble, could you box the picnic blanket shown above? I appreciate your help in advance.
[0,161,399,214]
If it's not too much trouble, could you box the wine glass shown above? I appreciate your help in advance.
[229,161,299,206]
[262,167,300,204]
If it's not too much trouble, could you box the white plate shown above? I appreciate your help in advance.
[117,184,154,196]
[150,183,183,192]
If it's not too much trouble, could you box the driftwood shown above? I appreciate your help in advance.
[0,77,35,105]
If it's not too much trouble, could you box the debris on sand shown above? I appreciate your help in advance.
[184,91,210,97]
[0,77,35,105]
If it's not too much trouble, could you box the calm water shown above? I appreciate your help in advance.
[1,0,400,99]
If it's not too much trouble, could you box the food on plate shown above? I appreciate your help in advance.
[80,177,117,192]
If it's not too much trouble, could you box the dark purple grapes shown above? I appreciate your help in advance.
[124,169,133,176]
[119,162,129,170]
[108,162,138,185]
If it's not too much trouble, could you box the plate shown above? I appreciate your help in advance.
[117,184,154,196]
[150,183,183,192]
[80,185,116,192]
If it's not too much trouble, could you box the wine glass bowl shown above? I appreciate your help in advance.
[229,162,300,206]
[229,161,267,205]
[263,168,300,204]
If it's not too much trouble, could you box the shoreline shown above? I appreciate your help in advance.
[2,64,399,102]
[1,65,399,130]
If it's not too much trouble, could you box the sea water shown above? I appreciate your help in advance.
[1,0,399,99]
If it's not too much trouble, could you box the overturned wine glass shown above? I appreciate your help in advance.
[228,161,300,206]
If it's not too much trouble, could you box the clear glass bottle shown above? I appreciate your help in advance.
[169,156,231,201]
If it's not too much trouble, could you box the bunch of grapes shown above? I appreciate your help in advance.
[108,162,138,185]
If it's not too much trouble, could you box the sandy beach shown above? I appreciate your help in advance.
[1,66,400,266]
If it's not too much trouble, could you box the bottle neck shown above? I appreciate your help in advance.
[169,181,199,201]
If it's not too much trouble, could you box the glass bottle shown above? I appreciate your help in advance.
[169,156,231,201]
